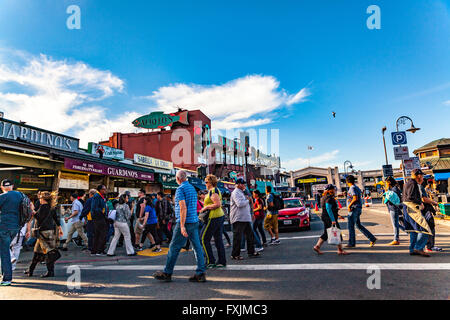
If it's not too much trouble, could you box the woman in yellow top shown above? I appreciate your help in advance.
[199,174,227,268]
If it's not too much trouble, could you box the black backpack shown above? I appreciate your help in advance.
[19,192,33,228]
[272,194,284,211]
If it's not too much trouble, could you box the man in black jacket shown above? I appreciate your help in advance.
[90,185,108,256]
[79,189,97,252]
[156,192,173,243]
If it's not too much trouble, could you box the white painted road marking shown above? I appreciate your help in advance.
[278,233,450,240]
[70,263,450,271]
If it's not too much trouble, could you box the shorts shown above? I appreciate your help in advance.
[264,214,278,231]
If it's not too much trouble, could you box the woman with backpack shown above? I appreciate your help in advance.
[252,190,267,246]
[139,196,162,253]
[384,176,403,246]
[107,194,136,256]
[25,191,63,278]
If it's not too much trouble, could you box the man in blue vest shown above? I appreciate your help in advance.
[0,179,22,286]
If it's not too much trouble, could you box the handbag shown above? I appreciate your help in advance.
[108,209,117,221]
[198,209,210,223]
[327,226,342,245]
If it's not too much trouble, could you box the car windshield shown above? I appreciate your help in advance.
[283,199,303,208]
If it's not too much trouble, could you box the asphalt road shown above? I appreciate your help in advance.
[2,204,450,300]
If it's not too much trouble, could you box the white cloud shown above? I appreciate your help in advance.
[444,100,450,106]
[0,51,131,147]
[0,50,310,149]
[282,150,340,171]
[147,75,310,130]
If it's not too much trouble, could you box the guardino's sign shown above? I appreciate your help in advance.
[132,111,189,129]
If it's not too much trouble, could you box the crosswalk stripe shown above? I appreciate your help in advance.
[68,263,450,271]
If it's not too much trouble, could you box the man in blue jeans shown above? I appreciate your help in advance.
[345,175,377,248]
[153,170,206,282]
[402,169,432,257]
[0,179,22,286]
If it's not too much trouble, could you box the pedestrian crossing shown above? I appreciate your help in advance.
[69,263,450,271]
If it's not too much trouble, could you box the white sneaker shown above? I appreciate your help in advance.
[256,247,264,252]
[240,248,246,252]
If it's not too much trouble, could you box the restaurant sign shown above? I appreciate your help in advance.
[87,142,125,161]
[134,153,174,170]
[64,158,154,181]
[59,172,89,190]
[20,174,46,185]
[132,111,189,129]
[0,118,79,151]
[296,177,327,184]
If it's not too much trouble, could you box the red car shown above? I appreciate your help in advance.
[277,197,311,231]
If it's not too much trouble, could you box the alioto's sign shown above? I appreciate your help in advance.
[132,111,189,129]
[0,118,79,151]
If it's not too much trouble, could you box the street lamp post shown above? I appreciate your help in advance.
[344,160,353,176]
[381,126,389,166]
[395,116,421,181]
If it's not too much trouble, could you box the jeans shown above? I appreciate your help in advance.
[388,209,400,241]
[426,216,436,249]
[347,207,376,246]
[164,222,205,275]
[201,216,226,265]
[253,217,267,244]
[409,232,429,252]
[0,229,19,282]
[184,221,203,249]
[241,222,262,249]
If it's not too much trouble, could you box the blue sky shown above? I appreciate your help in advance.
[0,0,449,171]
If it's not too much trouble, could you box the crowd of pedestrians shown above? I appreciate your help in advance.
[313,170,443,258]
[0,167,445,286]
[154,172,282,282]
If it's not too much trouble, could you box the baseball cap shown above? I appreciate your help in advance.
[235,178,246,185]
[324,184,336,190]
[412,168,424,176]
[1,179,13,187]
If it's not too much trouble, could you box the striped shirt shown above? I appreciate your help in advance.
[175,181,198,224]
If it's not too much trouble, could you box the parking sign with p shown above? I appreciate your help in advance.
[391,131,407,145]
